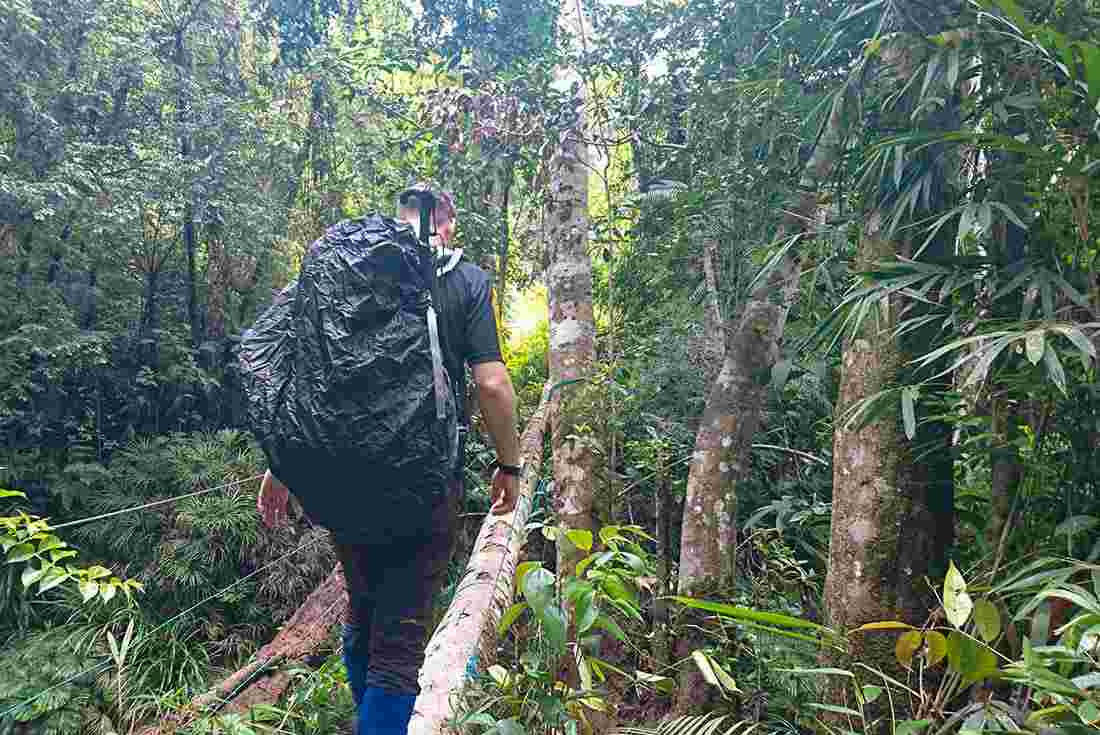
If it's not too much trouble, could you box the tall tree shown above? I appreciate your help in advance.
[546,79,596,580]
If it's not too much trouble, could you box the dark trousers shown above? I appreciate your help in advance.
[333,479,461,696]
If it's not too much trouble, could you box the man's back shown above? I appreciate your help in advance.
[436,256,502,422]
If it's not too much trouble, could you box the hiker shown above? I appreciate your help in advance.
[253,184,522,734]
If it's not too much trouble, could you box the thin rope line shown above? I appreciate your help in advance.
[49,474,264,531]
[0,534,323,721]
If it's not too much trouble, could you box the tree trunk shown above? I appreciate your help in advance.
[546,84,596,580]
[409,385,552,735]
[496,159,514,326]
[175,27,201,348]
[653,430,673,671]
[206,234,229,340]
[671,87,846,716]
[823,208,925,724]
[140,268,160,336]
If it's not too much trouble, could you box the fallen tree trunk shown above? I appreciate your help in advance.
[138,564,348,734]
[409,383,552,735]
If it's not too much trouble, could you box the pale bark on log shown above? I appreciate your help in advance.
[409,384,552,735]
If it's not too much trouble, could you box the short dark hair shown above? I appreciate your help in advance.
[397,182,456,223]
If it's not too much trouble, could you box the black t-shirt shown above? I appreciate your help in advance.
[435,256,503,422]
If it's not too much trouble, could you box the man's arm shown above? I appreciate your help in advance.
[472,361,521,513]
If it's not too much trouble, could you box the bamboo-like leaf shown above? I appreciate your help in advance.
[901,386,917,440]
[670,596,829,632]
[1042,346,1067,396]
[853,621,917,632]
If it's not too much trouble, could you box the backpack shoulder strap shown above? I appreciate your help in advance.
[436,248,464,278]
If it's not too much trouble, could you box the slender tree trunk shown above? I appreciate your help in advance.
[207,234,229,340]
[546,84,596,580]
[175,27,201,347]
[496,159,514,325]
[672,86,846,716]
[653,432,673,670]
[140,268,161,336]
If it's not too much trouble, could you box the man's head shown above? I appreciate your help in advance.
[397,183,457,248]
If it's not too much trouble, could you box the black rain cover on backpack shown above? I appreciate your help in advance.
[239,215,458,539]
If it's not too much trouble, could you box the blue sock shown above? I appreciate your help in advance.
[358,686,416,735]
[342,624,368,707]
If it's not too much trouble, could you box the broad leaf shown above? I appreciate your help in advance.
[974,599,1002,643]
[896,631,923,668]
[498,602,528,634]
[925,631,948,667]
[944,561,973,628]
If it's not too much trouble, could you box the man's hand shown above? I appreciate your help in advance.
[489,468,519,515]
[258,470,290,527]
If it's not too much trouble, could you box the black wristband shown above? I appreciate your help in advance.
[494,461,523,477]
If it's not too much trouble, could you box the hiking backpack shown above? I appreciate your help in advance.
[238,206,460,538]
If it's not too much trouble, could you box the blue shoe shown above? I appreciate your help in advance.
[342,624,369,707]
[358,685,416,735]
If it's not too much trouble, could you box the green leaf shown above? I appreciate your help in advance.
[944,561,974,628]
[901,386,917,440]
[86,565,113,581]
[1043,346,1068,397]
[670,596,828,632]
[565,529,593,552]
[854,621,917,632]
[101,583,118,604]
[498,602,528,635]
[807,702,864,718]
[595,615,627,643]
[488,664,510,687]
[38,566,69,594]
[79,580,99,604]
[925,631,948,667]
[896,631,923,668]
[635,670,675,694]
[895,720,932,735]
[535,604,567,656]
[575,588,598,634]
[861,685,883,704]
[50,549,77,563]
[946,631,997,683]
[974,599,1002,643]
[21,564,46,588]
[36,534,66,553]
[521,567,556,613]
[1025,331,1045,365]
[1074,41,1100,107]
[6,543,35,563]
[0,489,27,499]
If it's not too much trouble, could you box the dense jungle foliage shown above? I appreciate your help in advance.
[2,0,1100,732]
